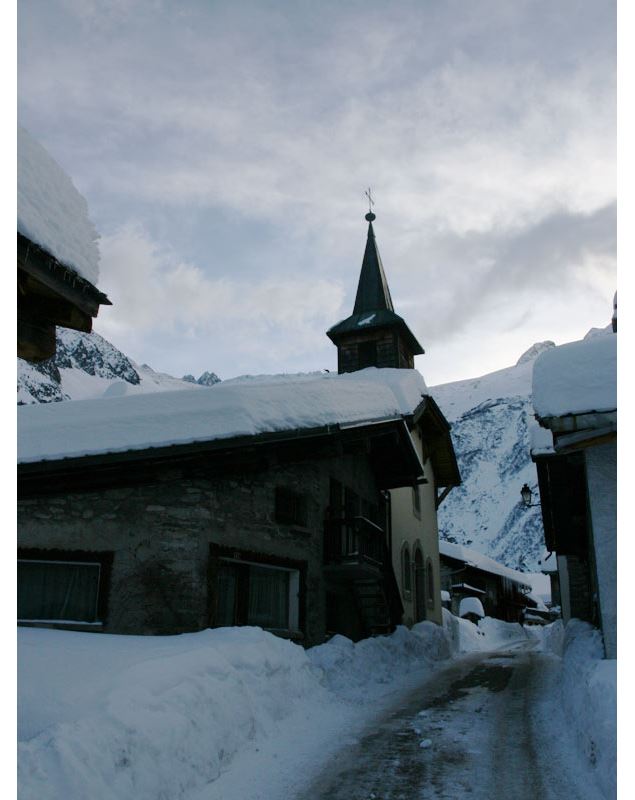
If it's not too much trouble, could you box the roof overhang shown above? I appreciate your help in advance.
[18,417,424,496]
[18,233,111,362]
[326,311,424,355]
[534,409,616,456]
[408,394,461,488]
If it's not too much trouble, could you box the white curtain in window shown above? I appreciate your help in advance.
[248,566,289,629]
[18,561,100,622]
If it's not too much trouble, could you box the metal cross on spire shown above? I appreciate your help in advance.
[364,187,376,221]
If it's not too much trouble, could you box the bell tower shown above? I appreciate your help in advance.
[327,210,424,374]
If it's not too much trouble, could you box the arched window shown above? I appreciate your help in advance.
[402,544,412,593]
[426,557,435,606]
[413,545,425,622]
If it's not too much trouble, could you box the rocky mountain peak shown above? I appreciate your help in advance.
[17,329,215,404]
[182,371,221,386]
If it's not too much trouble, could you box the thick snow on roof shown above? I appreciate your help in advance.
[18,367,428,464]
[459,596,484,618]
[529,417,554,456]
[439,540,531,588]
[17,127,100,285]
[532,334,616,420]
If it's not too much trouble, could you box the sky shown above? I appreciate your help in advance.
[17,0,616,386]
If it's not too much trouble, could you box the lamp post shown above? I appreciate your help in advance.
[520,483,540,508]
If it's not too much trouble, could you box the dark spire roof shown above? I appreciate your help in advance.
[326,213,424,356]
[353,215,394,315]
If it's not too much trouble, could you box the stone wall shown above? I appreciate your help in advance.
[18,448,382,647]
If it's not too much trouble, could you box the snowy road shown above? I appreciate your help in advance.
[297,644,603,800]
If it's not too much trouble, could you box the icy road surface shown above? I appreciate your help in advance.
[298,644,603,800]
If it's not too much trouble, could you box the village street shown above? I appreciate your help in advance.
[297,642,601,800]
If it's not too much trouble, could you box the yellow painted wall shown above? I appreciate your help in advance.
[389,427,443,626]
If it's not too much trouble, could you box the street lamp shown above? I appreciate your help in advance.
[520,483,540,508]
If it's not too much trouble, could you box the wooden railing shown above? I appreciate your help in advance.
[323,516,385,567]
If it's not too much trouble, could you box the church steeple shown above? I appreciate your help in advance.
[353,213,394,315]
[327,210,424,374]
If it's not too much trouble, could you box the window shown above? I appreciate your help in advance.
[402,544,412,594]
[426,557,435,607]
[18,551,112,624]
[275,487,307,526]
[414,545,425,622]
[358,341,378,369]
[412,485,421,518]
[214,556,301,635]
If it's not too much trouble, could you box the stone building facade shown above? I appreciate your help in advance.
[18,419,422,646]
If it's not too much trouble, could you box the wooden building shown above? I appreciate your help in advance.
[17,127,111,362]
[438,540,534,623]
[18,233,111,362]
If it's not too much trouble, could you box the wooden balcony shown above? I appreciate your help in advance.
[323,516,385,581]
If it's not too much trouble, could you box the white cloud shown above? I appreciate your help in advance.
[18,0,616,382]
[96,224,345,377]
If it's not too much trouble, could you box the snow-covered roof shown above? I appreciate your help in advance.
[459,596,484,618]
[439,540,531,589]
[451,583,485,595]
[529,417,554,456]
[17,127,100,286]
[18,367,428,464]
[532,335,616,421]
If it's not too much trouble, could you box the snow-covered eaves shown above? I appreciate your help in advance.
[439,540,532,591]
[17,127,100,286]
[529,418,554,457]
[451,582,486,595]
[18,368,427,465]
[532,335,616,422]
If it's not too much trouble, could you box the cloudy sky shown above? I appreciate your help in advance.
[17,0,616,386]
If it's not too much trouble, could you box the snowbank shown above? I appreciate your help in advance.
[540,620,616,799]
[18,367,427,464]
[18,622,453,800]
[532,335,616,419]
[17,126,100,285]
[442,608,529,653]
[308,622,451,701]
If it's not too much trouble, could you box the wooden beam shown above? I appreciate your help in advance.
[17,317,56,361]
[435,485,453,509]
[18,289,93,333]
[17,234,110,317]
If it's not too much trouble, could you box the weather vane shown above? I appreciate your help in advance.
[364,187,376,221]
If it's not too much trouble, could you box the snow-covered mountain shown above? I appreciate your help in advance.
[430,327,612,572]
[17,328,218,404]
[182,370,221,386]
